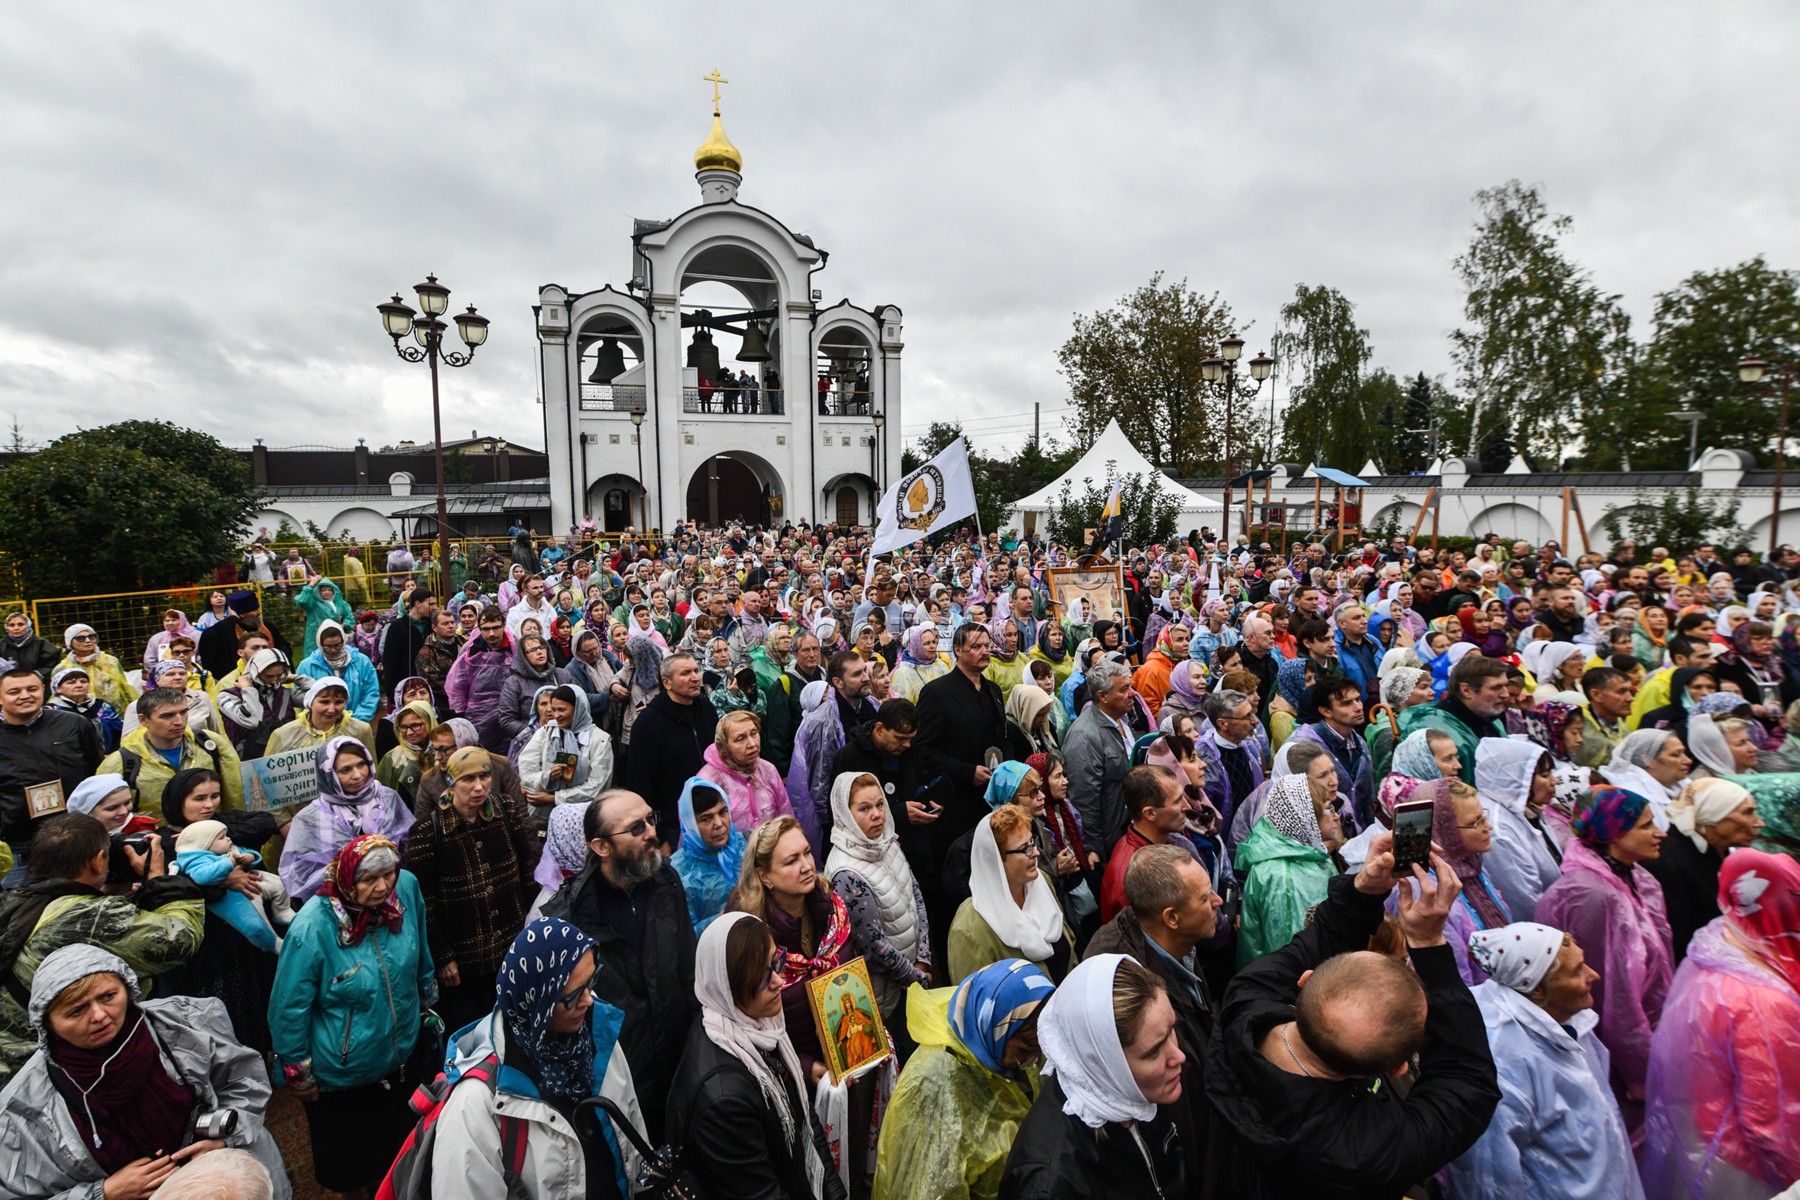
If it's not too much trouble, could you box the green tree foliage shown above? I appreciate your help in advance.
[0,421,262,595]
[1043,466,1182,549]
[1058,273,1238,475]
[1641,256,1800,467]
[1360,370,1407,474]
[1271,284,1372,468]
[1597,488,1747,552]
[1383,372,1442,473]
[1476,412,1517,472]
[1450,181,1634,464]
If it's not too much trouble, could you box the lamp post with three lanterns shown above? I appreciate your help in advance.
[377,276,489,590]
[1199,335,1275,547]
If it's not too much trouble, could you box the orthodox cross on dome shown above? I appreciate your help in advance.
[703,69,729,114]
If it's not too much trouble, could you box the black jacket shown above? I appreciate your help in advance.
[999,1074,1188,1200]
[623,691,718,835]
[382,613,431,691]
[914,667,1006,852]
[1238,647,1280,722]
[543,860,696,1142]
[197,617,288,684]
[0,707,102,849]
[1645,830,1723,962]
[1,635,59,685]
[1086,910,1236,1199]
[666,1017,827,1200]
[1204,874,1501,1199]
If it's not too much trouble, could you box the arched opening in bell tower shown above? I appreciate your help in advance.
[678,243,783,415]
[685,450,785,527]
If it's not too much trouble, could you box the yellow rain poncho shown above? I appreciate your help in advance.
[871,965,1048,1200]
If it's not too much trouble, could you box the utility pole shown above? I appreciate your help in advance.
[1033,402,1040,446]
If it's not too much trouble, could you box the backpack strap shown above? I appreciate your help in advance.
[497,1115,529,1181]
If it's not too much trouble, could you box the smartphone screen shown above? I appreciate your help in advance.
[1391,800,1435,876]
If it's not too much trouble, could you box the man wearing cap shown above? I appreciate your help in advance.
[197,591,289,683]
[1446,923,1640,1199]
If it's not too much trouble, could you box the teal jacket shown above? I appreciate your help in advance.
[1396,702,1481,786]
[269,870,436,1091]
[1233,818,1335,966]
[295,576,355,656]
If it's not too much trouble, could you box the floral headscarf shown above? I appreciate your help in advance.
[318,833,405,947]
[1526,701,1581,764]
[1390,730,1442,780]
[534,802,592,892]
[949,958,1054,1074]
[1571,785,1649,846]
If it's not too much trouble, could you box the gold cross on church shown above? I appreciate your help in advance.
[703,69,729,113]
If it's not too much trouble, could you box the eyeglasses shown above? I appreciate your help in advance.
[764,953,785,991]
[554,980,599,1011]
[1000,842,1040,858]
[1457,812,1494,831]
[596,811,660,840]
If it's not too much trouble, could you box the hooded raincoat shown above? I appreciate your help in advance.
[294,576,354,655]
[1642,850,1800,1199]
[1476,736,1565,922]
[445,629,515,751]
[494,637,573,750]
[873,966,1050,1200]
[668,777,744,934]
[295,619,380,722]
[0,945,292,1200]
[517,687,614,810]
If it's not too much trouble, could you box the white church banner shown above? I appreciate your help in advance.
[870,439,978,555]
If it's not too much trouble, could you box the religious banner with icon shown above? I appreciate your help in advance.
[1045,565,1128,630]
[239,747,320,813]
[805,957,891,1084]
[870,439,977,555]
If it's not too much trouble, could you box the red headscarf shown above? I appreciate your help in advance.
[1026,751,1091,865]
[1719,848,1800,993]
[318,833,406,947]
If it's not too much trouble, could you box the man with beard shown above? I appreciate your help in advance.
[196,591,289,682]
[544,787,696,1143]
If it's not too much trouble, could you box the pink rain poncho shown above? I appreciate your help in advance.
[1536,837,1673,1136]
[1642,849,1800,1199]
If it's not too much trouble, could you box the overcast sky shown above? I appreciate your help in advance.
[3,2,1795,460]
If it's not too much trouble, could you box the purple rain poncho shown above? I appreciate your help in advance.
[279,735,416,903]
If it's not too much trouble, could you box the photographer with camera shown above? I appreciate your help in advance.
[0,943,290,1200]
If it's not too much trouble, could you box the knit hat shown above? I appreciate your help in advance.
[175,819,229,855]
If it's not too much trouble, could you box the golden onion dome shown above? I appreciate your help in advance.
[694,111,742,175]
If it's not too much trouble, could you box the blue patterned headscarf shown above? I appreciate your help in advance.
[1276,657,1312,710]
[1572,786,1650,847]
[983,760,1031,810]
[1390,729,1442,780]
[497,918,600,1102]
[678,777,746,884]
[949,957,1055,1073]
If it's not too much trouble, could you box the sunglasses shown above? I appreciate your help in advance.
[764,953,785,992]
[554,980,599,1011]
[597,811,659,840]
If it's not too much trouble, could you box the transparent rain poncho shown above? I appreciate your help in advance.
[1642,849,1800,1198]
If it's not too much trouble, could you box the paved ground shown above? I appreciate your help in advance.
[266,1089,324,1200]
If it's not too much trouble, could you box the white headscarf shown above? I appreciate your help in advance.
[303,675,349,711]
[1475,736,1547,818]
[693,912,824,1190]
[1038,953,1157,1128]
[1599,728,1682,826]
[1467,923,1564,994]
[1527,642,1584,687]
[1668,778,1753,853]
[825,771,904,868]
[1685,713,1738,777]
[969,812,1065,962]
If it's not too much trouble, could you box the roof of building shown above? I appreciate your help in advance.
[391,493,551,516]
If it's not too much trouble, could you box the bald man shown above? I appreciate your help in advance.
[1205,832,1502,1198]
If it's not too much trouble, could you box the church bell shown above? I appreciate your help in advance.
[686,326,722,380]
[736,322,771,363]
[587,337,627,383]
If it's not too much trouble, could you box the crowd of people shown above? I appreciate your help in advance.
[0,518,1796,1199]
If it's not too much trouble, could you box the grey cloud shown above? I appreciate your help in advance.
[1,1,1795,457]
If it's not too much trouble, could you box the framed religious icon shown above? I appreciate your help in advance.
[1045,565,1128,630]
[805,957,891,1084]
[26,780,66,818]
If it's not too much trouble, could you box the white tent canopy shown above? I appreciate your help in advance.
[1006,418,1221,536]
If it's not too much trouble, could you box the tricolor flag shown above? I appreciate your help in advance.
[1100,472,1123,544]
